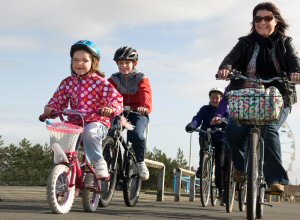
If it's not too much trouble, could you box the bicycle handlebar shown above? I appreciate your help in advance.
[39,109,100,123]
[194,127,225,134]
[216,70,295,84]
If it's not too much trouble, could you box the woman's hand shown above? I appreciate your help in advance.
[290,72,300,83]
[217,69,230,80]
[101,107,113,117]
[137,107,149,115]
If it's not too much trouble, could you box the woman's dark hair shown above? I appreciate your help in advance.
[250,2,288,36]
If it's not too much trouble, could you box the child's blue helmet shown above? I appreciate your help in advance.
[70,40,100,60]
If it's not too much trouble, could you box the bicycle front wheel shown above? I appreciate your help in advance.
[98,137,118,207]
[47,164,75,214]
[123,155,142,207]
[246,130,259,220]
[210,158,218,206]
[200,153,211,207]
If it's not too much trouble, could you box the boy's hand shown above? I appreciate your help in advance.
[101,107,113,117]
[137,107,149,115]
[210,117,221,125]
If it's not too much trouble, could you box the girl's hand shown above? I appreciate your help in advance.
[137,107,149,115]
[217,69,230,80]
[101,107,113,117]
[44,107,55,117]
[290,72,300,83]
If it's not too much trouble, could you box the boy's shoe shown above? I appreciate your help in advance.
[270,183,284,193]
[218,190,225,206]
[233,167,245,183]
[94,159,109,179]
[195,167,201,178]
[137,161,149,181]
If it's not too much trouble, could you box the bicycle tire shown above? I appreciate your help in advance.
[225,158,236,213]
[246,130,259,220]
[210,158,218,206]
[98,137,118,207]
[123,155,142,207]
[256,184,265,219]
[256,137,265,219]
[82,173,100,212]
[47,164,75,214]
[200,153,211,207]
[238,182,247,212]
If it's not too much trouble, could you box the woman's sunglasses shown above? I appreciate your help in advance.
[253,15,274,23]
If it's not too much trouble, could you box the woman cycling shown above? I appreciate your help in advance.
[217,2,300,193]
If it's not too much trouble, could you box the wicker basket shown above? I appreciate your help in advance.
[227,86,284,125]
[47,122,83,153]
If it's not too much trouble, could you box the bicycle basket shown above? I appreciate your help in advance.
[46,122,83,153]
[227,86,283,125]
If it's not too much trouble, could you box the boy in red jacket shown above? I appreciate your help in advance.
[108,46,152,180]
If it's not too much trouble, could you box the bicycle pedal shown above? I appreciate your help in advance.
[261,202,273,207]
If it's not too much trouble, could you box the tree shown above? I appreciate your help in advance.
[175,147,188,169]
[0,135,4,147]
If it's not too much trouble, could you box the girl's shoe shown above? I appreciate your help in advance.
[94,159,109,179]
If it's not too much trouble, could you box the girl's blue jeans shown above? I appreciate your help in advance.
[82,122,108,164]
[225,107,290,186]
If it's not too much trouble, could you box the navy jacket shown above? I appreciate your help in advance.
[189,104,226,142]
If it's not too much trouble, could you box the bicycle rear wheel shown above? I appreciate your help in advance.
[225,157,236,213]
[256,184,265,219]
[200,153,211,207]
[238,182,247,212]
[98,137,118,207]
[123,154,142,207]
[246,130,259,220]
[82,173,100,212]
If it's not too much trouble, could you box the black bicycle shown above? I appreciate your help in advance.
[98,111,142,207]
[226,71,291,219]
[225,149,247,213]
[194,127,225,207]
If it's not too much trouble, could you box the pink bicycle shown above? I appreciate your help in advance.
[39,109,107,214]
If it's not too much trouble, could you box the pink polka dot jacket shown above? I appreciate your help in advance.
[46,72,124,128]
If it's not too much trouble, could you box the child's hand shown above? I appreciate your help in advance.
[210,117,221,125]
[100,107,113,117]
[44,107,55,117]
[137,107,149,115]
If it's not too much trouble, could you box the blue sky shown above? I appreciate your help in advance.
[1,0,299,184]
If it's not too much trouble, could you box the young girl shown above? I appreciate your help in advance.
[108,46,152,181]
[43,40,123,179]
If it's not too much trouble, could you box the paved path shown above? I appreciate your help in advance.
[0,186,299,220]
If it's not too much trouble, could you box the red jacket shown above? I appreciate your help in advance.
[108,71,152,113]
[46,72,123,128]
